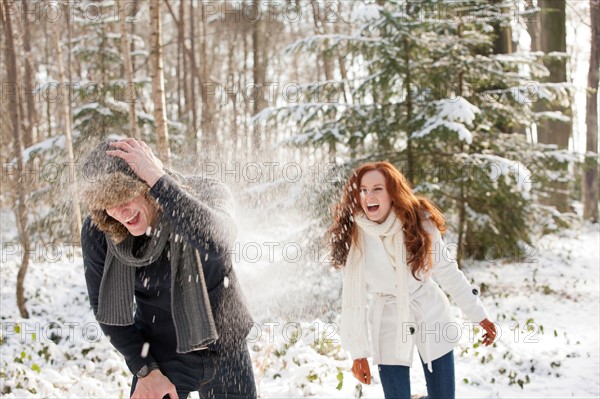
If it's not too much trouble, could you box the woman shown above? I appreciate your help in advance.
[329,161,496,399]
[80,138,256,398]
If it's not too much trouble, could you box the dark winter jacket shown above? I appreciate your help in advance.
[81,174,254,374]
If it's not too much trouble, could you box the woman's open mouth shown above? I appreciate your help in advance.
[367,203,380,213]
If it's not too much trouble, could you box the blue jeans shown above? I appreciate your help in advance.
[130,344,257,399]
[378,350,455,399]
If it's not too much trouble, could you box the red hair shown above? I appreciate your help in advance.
[328,161,446,279]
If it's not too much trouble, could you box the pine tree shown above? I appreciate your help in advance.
[70,0,150,142]
[258,0,574,262]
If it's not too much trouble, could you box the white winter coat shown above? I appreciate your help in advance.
[341,215,489,371]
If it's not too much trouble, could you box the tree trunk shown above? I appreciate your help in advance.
[252,0,267,152]
[55,31,83,239]
[583,0,599,222]
[180,0,190,131]
[175,0,183,121]
[150,0,171,165]
[492,1,513,55]
[187,1,199,157]
[21,0,38,147]
[404,38,414,182]
[165,0,195,154]
[491,1,516,134]
[537,0,572,212]
[456,23,468,267]
[336,1,351,106]
[199,3,216,159]
[2,0,31,319]
[526,0,542,52]
[228,38,239,158]
[311,0,334,82]
[243,28,251,159]
[66,2,73,137]
[43,18,52,139]
[118,0,139,139]
[312,0,337,160]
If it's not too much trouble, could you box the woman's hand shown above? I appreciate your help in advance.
[351,358,371,385]
[479,318,497,346]
[131,369,178,399]
[106,138,166,187]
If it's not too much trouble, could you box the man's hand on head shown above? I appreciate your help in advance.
[106,138,166,187]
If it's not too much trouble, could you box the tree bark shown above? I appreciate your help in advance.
[175,0,184,121]
[66,2,73,136]
[336,1,351,106]
[149,0,171,165]
[243,27,252,159]
[188,0,198,155]
[404,38,414,182]
[55,31,83,239]
[491,1,517,134]
[2,0,31,319]
[164,0,197,154]
[118,0,139,139]
[537,0,572,212]
[252,0,267,152]
[584,0,599,222]
[180,0,190,130]
[492,0,513,55]
[456,24,467,267]
[42,17,52,139]
[21,0,38,148]
[199,2,216,159]
[228,38,239,158]
[312,0,337,160]
[525,0,542,52]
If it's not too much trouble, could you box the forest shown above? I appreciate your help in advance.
[0,0,598,397]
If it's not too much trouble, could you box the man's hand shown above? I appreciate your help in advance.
[106,138,166,187]
[351,358,371,385]
[131,369,179,399]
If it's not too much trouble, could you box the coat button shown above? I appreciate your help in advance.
[409,327,416,334]
[472,288,479,295]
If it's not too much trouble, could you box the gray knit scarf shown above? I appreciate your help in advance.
[95,211,218,353]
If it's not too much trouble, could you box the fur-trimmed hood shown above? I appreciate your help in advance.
[80,141,157,244]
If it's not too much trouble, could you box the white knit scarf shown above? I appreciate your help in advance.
[340,211,413,362]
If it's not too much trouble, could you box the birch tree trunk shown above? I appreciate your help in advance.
[117,0,139,139]
[150,0,171,165]
[199,3,216,159]
[188,0,198,155]
[252,0,267,152]
[55,31,83,238]
[43,18,52,140]
[21,0,38,147]
[180,0,190,128]
[2,0,31,319]
[176,0,184,121]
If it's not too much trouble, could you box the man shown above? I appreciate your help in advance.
[80,138,256,398]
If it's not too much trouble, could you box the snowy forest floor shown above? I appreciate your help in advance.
[1,207,599,398]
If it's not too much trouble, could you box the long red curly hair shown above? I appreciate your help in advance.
[328,161,446,279]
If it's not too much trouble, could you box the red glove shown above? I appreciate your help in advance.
[351,358,371,385]
[480,318,497,346]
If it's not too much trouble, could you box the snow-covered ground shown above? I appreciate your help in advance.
[1,205,598,398]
